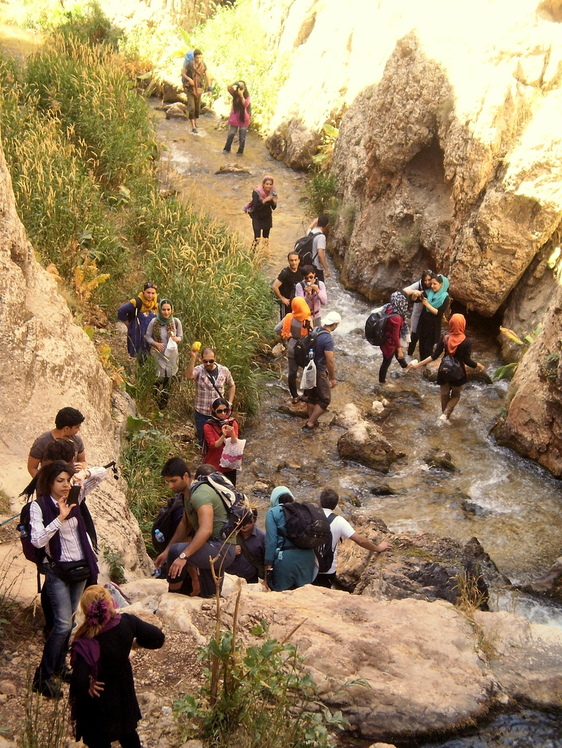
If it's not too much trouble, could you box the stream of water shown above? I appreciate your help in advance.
[154,104,562,744]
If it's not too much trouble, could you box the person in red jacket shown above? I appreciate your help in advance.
[379,291,410,385]
[202,398,240,486]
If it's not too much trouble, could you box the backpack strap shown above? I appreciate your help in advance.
[205,370,224,399]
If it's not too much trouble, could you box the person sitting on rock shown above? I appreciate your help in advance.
[117,282,158,359]
[227,509,265,584]
[154,461,236,598]
[312,489,392,589]
[28,407,86,477]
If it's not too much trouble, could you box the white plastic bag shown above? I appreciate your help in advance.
[298,359,317,394]
[164,337,178,357]
[220,437,246,471]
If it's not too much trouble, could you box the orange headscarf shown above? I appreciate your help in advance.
[281,297,312,339]
[447,313,466,354]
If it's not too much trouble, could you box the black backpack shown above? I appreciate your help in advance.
[282,502,332,550]
[293,327,330,369]
[151,494,185,553]
[365,306,394,346]
[294,233,316,267]
[18,498,47,565]
[313,513,337,573]
[191,472,252,541]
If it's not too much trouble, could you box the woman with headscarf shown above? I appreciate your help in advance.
[403,269,434,356]
[117,282,158,359]
[274,297,313,403]
[412,313,486,422]
[70,585,164,748]
[247,175,277,252]
[416,274,450,361]
[202,397,240,485]
[264,487,316,592]
[378,291,410,385]
[223,80,251,155]
[145,299,183,409]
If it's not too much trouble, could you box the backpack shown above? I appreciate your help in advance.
[293,327,330,369]
[282,502,332,550]
[365,306,394,346]
[438,337,464,382]
[313,513,337,573]
[191,472,251,541]
[18,497,47,565]
[294,233,316,267]
[151,494,185,553]
[183,50,195,67]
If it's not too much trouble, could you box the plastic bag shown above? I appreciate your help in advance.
[298,359,317,394]
[164,337,178,357]
[220,437,246,471]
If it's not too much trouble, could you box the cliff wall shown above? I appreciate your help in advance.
[0,132,150,588]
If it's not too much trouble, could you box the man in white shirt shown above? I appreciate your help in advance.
[313,489,392,588]
[308,214,330,282]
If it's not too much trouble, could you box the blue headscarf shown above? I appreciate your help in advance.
[425,275,449,309]
[270,486,295,507]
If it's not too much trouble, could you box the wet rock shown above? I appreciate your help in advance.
[164,102,189,119]
[0,682,15,696]
[423,448,456,472]
[277,402,308,418]
[337,422,404,473]
[520,557,562,601]
[369,483,395,496]
[460,499,491,517]
[335,403,363,429]
[215,163,252,175]
[473,610,562,709]
[370,400,385,417]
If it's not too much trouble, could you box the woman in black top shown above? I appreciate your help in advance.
[249,175,277,250]
[412,313,486,423]
[70,585,165,748]
[417,274,450,360]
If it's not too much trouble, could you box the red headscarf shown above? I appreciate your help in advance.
[281,297,311,339]
[447,313,466,355]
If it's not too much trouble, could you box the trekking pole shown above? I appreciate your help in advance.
[0,513,20,527]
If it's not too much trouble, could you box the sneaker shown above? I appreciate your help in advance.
[302,423,315,432]
[438,413,449,424]
[32,677,62,699]
[192,127,198,134]
[57,665,73,684]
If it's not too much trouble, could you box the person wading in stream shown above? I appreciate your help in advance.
[302,311,341,431]
[181,49,212,134]
[411,313,486,423]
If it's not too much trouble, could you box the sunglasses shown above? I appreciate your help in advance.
[215,408,229,414]
[144,282,156,289]
[203,359,215,364]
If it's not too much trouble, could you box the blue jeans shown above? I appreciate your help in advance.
[224,125,248,154]
[38,565,86,679]
[194,409,210,446]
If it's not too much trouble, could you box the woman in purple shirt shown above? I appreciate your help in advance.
[223,81,251,155]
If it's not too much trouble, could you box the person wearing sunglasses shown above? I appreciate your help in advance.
[186,345,236,446]
[294,265,327,326]
[202,398,240,485]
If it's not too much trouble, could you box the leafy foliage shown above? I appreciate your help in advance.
[174,616,348,748]
[494,325,542,381]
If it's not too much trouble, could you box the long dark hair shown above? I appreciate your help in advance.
[232,80,249,118]
[36,461,74,498]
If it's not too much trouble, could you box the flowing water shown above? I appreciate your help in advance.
[154,104,562,746]
[154,105,562,606]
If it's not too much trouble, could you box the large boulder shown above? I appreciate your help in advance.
[337,420,404,472]
[0,133,150,599]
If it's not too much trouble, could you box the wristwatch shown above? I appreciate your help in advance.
[179,552,187,560]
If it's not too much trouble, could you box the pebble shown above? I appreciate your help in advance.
[0,681,16,696]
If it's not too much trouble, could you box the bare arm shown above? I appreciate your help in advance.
[185,351,198,379]
[227,383,236,405]
[350,533,392,553]
[272,278,290,307]
[155,513,190,568]
[325,350,336,385]
[316,248,330,278]
[167,504,214,578]
[27,455,40,477]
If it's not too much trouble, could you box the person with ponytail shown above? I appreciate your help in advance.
[70,585,164,748]
[223,80,251,155]
[30,461,100,698]
[274,296,312,403]
[411,313,486,422]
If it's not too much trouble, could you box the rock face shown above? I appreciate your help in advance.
[0,135,150,591]
[121,579,562,740]
[492,285,562,476]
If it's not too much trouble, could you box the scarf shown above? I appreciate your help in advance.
[191,59,207,97]
[446,313,467,354]
[387,291,409,338]
[39,495,99,583]
[281,297,312,339]
[425,275,450,309]
[153,300,176,343]
[131,293,158,315]
[270,485,295,508]
[254,176,275,201]
[71,613,122,680]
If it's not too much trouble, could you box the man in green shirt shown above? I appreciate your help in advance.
[155,461,236,597]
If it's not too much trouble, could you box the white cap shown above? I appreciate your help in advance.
[323,311,342,327]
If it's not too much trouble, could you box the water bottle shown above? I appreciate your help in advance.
[154,529,165,545]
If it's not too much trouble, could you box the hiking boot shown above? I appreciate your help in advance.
[57,665,73,684]
[32,677,62,699]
